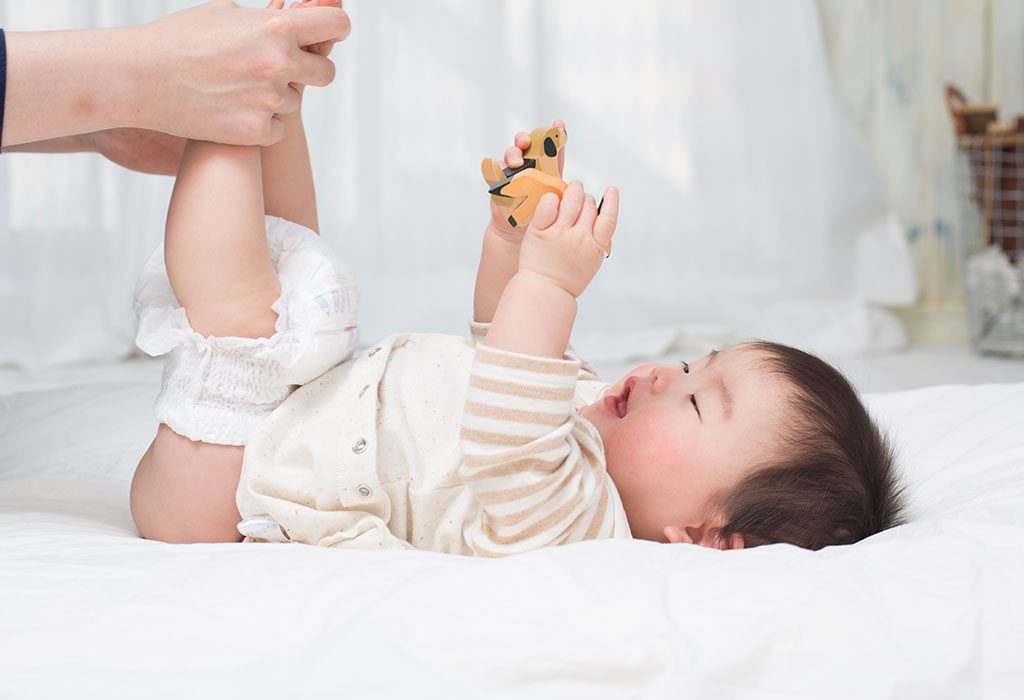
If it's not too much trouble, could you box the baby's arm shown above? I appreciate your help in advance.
[484,182,619,358]
[473,120,565,324]
[459,181,623,555]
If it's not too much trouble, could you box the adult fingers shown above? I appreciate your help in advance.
[593,187,620,250]
[532,193,560,231]
[287,5,351,46]
[276,83,303,116]
[555,181,585,228]
[291,48,337,87]
[261,116,287,147]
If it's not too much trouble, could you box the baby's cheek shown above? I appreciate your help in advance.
[611,413,690,474]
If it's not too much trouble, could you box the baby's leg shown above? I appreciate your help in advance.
[132,141,278,543]
[165,141,280,339]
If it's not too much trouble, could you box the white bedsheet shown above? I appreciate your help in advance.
[1,365,1023,699]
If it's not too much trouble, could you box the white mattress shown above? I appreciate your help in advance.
[1,360,1023,699]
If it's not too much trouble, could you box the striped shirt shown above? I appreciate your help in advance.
[236,322,631,555]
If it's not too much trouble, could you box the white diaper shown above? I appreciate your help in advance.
[133,215,360,445]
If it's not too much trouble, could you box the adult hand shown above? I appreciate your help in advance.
[3,129,186,176]
[136,0,351,145]
[1,0,351,148]
[84,129,187,176]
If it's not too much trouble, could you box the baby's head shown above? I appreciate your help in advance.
[580,341,906,550]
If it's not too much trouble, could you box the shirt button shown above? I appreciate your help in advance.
[368,347,381,357]
[357,485,373,498]
[358,384,370,398]
[352,438,367,454]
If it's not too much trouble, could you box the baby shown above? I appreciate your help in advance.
[130,2,905,554]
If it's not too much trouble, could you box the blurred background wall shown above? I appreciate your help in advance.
[2,0,1019,368]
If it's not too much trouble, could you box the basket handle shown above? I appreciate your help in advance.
[945,84,968,135]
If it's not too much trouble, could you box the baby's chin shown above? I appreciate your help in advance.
[579,400,610,436]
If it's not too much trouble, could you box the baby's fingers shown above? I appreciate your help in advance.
[504,145,524,169]
[555,181,586,228]
[577,193,598,232]
[593,187,620,252]
[532,193,560,231]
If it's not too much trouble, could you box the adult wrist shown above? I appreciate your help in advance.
[111,24,155,131]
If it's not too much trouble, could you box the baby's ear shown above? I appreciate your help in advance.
[663,526,688,544]
[664,524,744,549]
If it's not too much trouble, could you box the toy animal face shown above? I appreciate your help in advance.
[542,127,567,158]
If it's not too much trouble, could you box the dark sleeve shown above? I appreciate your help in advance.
[1,29,7,149]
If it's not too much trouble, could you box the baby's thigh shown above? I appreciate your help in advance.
[130,424,245,544]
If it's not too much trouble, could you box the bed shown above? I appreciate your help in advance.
[1,356,1023,699]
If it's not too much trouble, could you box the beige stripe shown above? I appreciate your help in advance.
[488,476,578,528]
[462,455,565,483]
[485,462,584,524]
[577,434,605,474]
[582,486,610,540]
[482,488,585,545]
[477,347,581,376]
[464,401,567,427]
[470,375,575,402]
[461,436,567,469]
[460,427,537,448]
[472,461,582,505]
[558,500,596,544]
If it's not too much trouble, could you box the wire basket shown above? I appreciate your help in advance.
[947,84,1024,357]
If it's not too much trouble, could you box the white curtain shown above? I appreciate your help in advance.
[0,0,914,369]
[818,0,1024,309]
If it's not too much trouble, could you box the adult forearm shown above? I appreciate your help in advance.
[484,271,576,359]
[2,28,145,147]
[2,133,88,154]
[2,2,349,149]
[473,227,523,324]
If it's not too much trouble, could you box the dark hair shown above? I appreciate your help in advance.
[711,341,907,550]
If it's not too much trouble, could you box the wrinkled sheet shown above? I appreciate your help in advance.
[1,369,1022,699]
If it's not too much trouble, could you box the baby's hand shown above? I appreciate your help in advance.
[489,119,567,240]
[518,181,620,299]
[267,0,344,57]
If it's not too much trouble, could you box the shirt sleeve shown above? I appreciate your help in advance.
[467,318,601,381]
[459,343,630,557]
[1,29,8,149]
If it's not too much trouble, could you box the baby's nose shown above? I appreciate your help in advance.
[649,367,671,394]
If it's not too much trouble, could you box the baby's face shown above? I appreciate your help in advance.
[579,345,792,545]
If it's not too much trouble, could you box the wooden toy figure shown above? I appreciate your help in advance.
[482,126,569,228]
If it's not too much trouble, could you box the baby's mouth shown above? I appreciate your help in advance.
[604,377,635,418]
